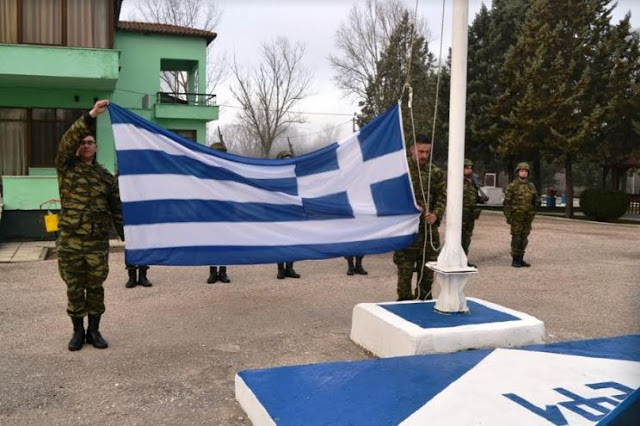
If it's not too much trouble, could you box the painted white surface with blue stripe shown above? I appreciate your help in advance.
[236,335,640,425]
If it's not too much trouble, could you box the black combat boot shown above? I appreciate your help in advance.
[68,316,85,351]
[125,266,137,288]
[277,263,286,279]
[354,256,368,275]
[86,315,108,349]
[511,256,522,268]
[285,262,300,278]
[346,257,355,276]
[218,266,231,283]
[519,256,531,267]
[207,266,218,284]
[137,266,152,287]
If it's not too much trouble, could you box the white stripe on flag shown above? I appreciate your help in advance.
[113,123,295,180]
[119,174,302,205]
[124,214,418,250]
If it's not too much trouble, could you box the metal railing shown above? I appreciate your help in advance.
[156,92,217,107]
[628,194,640,214]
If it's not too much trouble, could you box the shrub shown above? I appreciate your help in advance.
[580,188,628,222]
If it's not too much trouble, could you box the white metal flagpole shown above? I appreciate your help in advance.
[428,0,476,313]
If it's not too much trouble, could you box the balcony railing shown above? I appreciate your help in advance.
[156,92,217,107]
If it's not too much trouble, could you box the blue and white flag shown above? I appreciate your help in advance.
[108,103,419,266]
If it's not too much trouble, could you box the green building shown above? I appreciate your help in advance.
[0,0,219,239]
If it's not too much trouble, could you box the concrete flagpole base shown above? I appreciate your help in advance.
[350,297,545,358]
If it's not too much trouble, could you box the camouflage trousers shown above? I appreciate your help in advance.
[510,212,535,257]
[461,219,476,255]
[393,226,441,300]
[57,236,110,318]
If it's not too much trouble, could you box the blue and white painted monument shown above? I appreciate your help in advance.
[236,335,640,425]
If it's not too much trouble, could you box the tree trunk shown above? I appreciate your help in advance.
[564,157,574,218]
[533,155,542,195]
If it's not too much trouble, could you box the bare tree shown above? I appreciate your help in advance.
[329,0,406,101]
[230,37,313,158]
[215,124,264,158]
[132,0,227,96]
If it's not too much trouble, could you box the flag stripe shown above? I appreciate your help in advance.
[117,149,298,195]
[123,215,418,250]
[118,174,302,205]
[122,199,308,225]
[125,235,417,266]
[113,123,298,174]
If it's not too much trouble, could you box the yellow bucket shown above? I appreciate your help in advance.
[44,210,60,232]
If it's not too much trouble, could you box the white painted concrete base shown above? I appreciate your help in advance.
[235,374,276,426]
[350,297,545,358]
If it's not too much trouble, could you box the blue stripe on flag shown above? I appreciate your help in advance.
[301,192,354,219]
[118,150,298,194]
[122,200,307,224]
[294,143,339,177]
[371,174,418,216]
[358,103,404,162]
[124,234,416,266]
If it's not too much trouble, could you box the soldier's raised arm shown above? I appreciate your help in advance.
[55,100,109,170]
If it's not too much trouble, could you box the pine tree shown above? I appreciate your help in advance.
[494,0,630,217]
[357,12,444,148]
[466,0,530,181]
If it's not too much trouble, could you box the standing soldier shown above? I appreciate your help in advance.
[344,255,368,276]
[394,134,446,301]
[206,141,231,284]
[462,159,488,267]
[275,150,301,280]
[125,264,152,288]
[503,162,540,267]
[56,99,124,351]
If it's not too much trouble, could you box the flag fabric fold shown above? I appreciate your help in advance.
[108,102,420,265]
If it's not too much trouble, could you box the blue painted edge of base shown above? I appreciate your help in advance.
[524,334,640,362]
[596,386,640,425]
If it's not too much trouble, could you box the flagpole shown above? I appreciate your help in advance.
[428,0,476,313]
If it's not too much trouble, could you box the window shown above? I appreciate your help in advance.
[0,0,110,48]
[0,107,83,176]
[170,129,197,142]
[0,0,19,43]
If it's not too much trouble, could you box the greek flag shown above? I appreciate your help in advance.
[108,103,419,266]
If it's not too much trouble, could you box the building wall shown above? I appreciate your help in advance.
[1,31,218,239]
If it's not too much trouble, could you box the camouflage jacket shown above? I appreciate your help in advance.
[503,178,540,220]
[463,178,483,223]
[408,159,446,227]
[56,114,124,240]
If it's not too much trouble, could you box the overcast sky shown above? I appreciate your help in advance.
[122,0,640,144]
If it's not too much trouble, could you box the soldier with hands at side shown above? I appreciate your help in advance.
[462,159,488,267]
[503,162,540,267]
[206,141,231,284]
[56,99,123,351]
[275,150,301,280]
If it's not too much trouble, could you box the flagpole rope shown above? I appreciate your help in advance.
[401,0,447,301]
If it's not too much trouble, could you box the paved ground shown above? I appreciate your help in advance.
[0,211,638,425]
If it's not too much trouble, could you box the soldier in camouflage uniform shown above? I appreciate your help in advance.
[394,135,446,301]
[344,255,367,276]
[275,150,301,279]
[56,99,124,351]
[462,159,488,267]
[206,141,231,284]
[503,162,540,267]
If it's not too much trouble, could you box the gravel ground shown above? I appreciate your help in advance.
[0,211,638,425]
